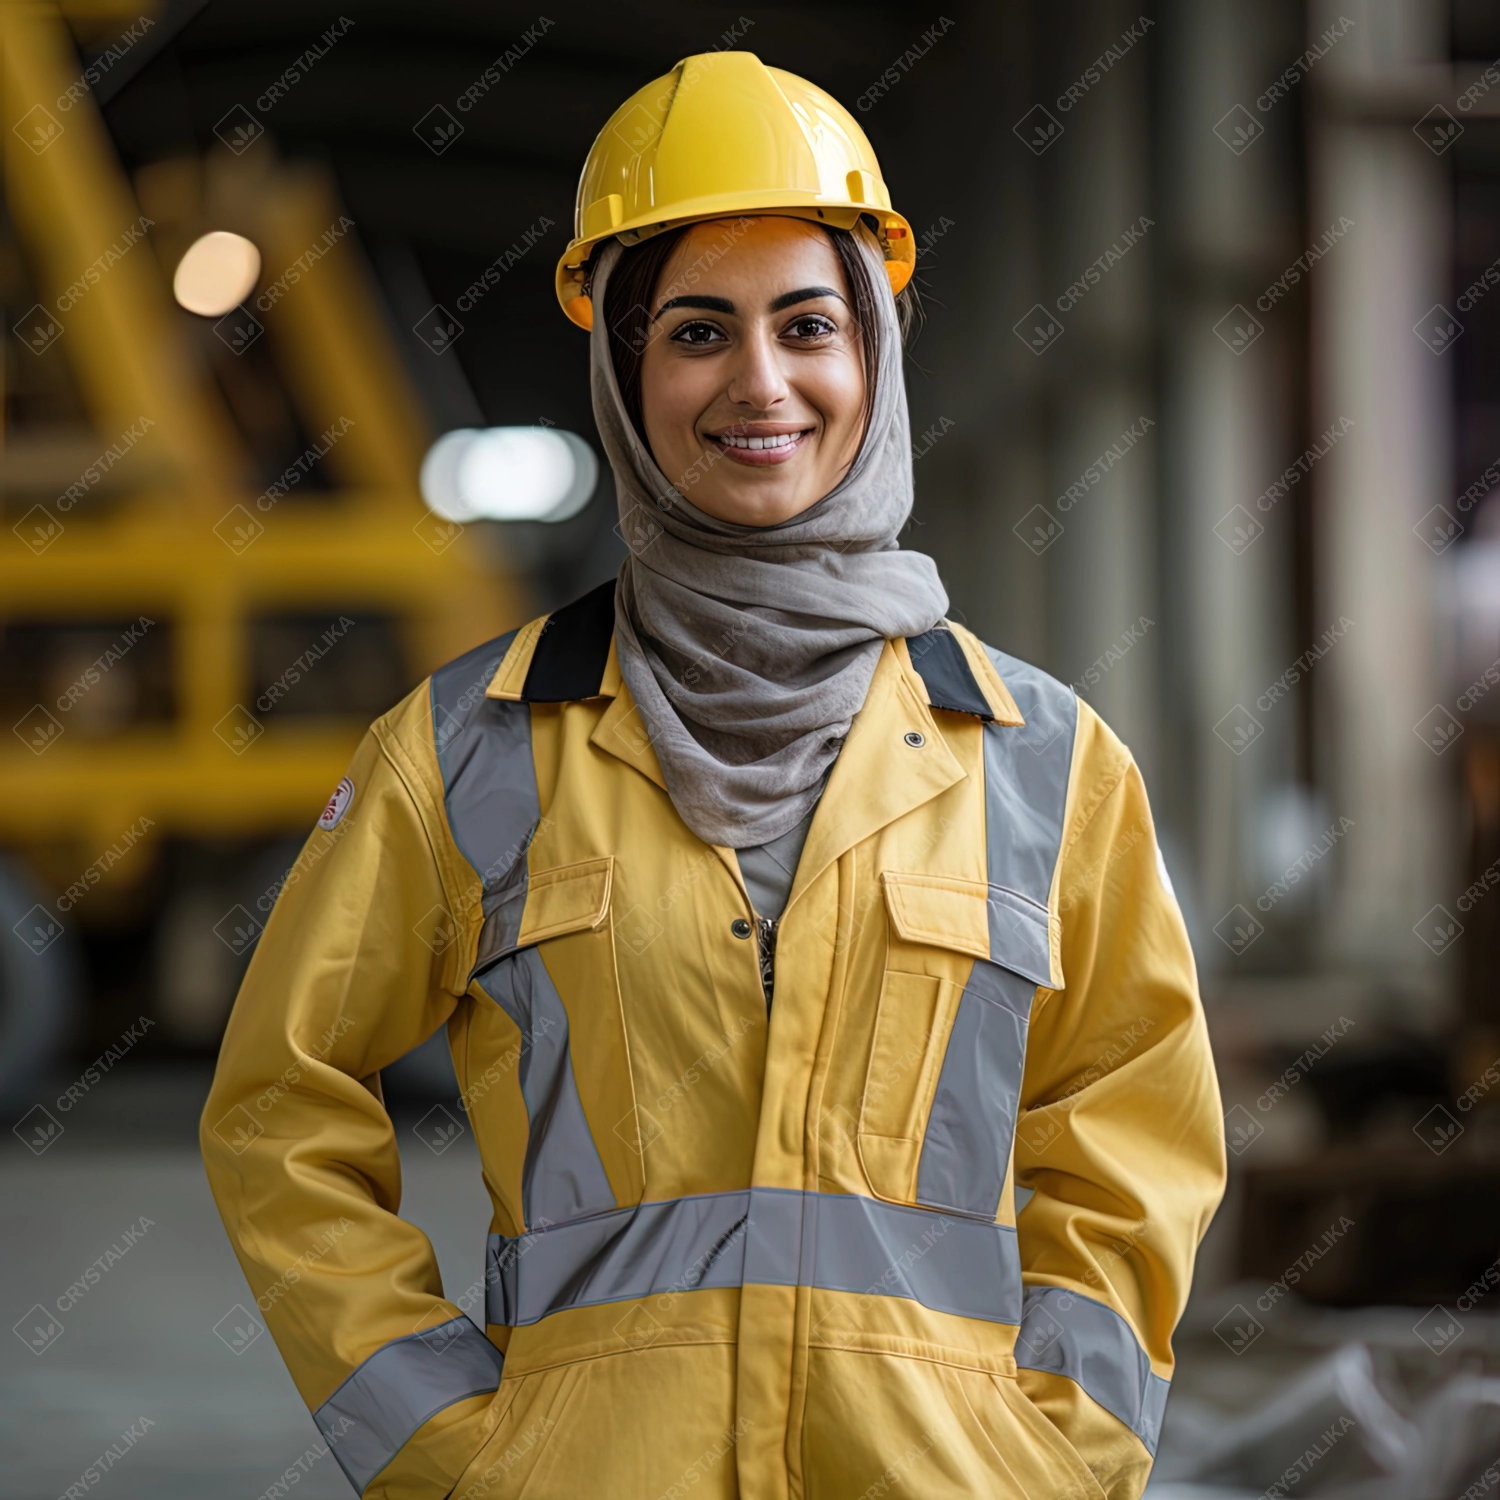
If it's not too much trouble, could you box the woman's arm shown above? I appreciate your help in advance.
[1013,718,1226,1499]
[200,697,502,1499]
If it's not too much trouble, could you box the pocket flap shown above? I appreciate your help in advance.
[882,871,1058,990]
[881,872,990,959]
[516,856,614,947]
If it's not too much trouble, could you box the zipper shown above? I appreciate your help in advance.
[755,916,778,1009]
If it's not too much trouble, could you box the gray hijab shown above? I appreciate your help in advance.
[589,226,948,848]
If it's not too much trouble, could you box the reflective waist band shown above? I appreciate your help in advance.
[486,1187,1021,1330]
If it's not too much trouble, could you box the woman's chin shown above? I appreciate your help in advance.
[690,482,824,528]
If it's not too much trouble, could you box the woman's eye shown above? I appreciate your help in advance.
[786,315,837,339]
[669,320,725,346]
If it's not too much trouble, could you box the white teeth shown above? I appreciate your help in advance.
[719,432,799,450]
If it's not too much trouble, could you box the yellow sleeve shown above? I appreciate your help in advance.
[199,706,503,1499]
[1013,743,1225,1498]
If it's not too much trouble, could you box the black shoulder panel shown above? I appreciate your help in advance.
[906,626,995,721]
[521,577,618,702]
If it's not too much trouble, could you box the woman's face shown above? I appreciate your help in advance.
[638,217,868,527]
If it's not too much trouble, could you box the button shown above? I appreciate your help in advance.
[731,918,752,939]
[904,731,925,748]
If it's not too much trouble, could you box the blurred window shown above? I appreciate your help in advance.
[248,611,408,720]
[0,618,175,734]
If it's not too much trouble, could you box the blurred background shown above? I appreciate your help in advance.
[2,0,1499,1495]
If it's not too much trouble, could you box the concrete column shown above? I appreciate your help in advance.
[1043,0,1160,776]
[1310,0,1453,986]
[1156,0,1303,960]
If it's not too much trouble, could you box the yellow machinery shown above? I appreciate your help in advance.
[0,0,522,1088]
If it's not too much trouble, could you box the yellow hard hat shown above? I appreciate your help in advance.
[556,51,914,330]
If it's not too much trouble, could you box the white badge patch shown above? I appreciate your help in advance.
[318,776,355,830]
[1155,841,1177,899]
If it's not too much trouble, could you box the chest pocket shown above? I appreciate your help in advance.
[857,872,1047,1220]
[470,856,640,1229]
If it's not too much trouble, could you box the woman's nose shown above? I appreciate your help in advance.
[725,326,790,411]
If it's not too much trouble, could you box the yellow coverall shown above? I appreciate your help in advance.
[202,582,1225,1499]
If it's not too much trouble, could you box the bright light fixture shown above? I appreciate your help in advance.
[173,231,262,317]
[420,427,598,523]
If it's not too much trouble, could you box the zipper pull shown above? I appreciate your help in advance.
[755,916,778,1009]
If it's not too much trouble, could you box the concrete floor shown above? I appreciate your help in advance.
[1,1065,491,1500]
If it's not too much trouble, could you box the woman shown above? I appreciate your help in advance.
[203,51,1224,1500]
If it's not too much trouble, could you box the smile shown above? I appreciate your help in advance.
[707,428,814,466]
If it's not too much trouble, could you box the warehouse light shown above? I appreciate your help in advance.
[172,231,262,317]
[420,427,598,523]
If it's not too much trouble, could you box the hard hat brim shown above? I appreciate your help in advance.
[554,200,915,331]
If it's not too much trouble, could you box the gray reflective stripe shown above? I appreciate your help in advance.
[487,1190,750,1325]
[434,636,613,1229]
[916,959,1037,1218]
[905,648,1077,1221]
[476,946,614,1227]
[755,1189,1020,1323]
[985,885,1052,990]
[486,1187,1020,1328]
[1014,1286,1169,1455]
[429,630,539,969]
[313,1317,503,1494]
[980,644,1078,984]
[738,1185,800,1286]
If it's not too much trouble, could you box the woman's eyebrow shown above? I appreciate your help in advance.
[768,285,845,312]
[651,285,849,323]
[652,294,734,322]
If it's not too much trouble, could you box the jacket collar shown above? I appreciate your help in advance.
[486,579,1023,728]
[486,584,1026,892]
[785,639,967,909]
[583,643,971,905]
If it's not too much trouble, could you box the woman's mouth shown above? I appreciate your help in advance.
[707,427,814,466]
